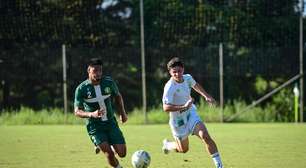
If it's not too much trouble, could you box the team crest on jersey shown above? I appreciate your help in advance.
[104,87,111,94]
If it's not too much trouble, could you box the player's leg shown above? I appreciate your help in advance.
[174,136,189,153]
[193,122,218,154]
[109,120,127,158]
[193,122,223,168]
[162,123,189,154]
[89,128,122,168]
[162,136,189,153]
[98,142,121,167]
[162,138,174,154]
[112,144,127,158]
[87,124,102,154]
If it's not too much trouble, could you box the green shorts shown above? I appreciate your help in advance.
[86,119,125,145]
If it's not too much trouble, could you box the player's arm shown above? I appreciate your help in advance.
[162,83,193,112]
[111,78,128,123]
[163,100,193,112]
[74,107,103,118]
[114,92,128,123]
[74,86,103,118]
[192,83,216,105]
[74,107,91,118]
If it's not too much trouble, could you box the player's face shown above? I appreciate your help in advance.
[88,65,102,83]
[169,66,184,82]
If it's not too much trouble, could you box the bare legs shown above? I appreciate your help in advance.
[98,143,126,167]
[193,122,223,168]
[163,122,223,168]
[166,122,219,154]
[193,122,219,155]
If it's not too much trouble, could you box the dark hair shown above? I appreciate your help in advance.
[167,57,184,70]
[87,58,102,67]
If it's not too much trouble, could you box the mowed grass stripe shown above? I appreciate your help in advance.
[0,124,306,168]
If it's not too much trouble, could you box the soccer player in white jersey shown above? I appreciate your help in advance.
[162,57,223,168]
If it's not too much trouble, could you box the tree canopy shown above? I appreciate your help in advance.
[0,0,304,111]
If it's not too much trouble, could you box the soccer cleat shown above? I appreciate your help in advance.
[162,139,169,154]
[95,146,100,154]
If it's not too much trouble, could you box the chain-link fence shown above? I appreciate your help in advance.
[0,0,304,117]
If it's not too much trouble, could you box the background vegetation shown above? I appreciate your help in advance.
[0,0,305,121]
[0,91,297,125]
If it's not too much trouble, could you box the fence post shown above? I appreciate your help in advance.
[62,44,68,121]
[219,43,224,122]
[140,0,147,124]
[299,0,304,123]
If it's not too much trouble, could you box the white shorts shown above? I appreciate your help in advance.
[169,108,204,140]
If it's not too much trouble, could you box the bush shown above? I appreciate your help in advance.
[0,106,84,125]
[0,97,296,125]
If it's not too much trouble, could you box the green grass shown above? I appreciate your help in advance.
[0,124,306,168]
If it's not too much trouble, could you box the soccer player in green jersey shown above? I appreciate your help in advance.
[74,58,127,168]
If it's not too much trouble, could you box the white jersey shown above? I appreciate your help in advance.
[162,74,197,127]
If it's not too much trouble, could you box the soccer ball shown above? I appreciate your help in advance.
[131,150,151,168]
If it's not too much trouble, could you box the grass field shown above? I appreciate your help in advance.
[0,124,306,168]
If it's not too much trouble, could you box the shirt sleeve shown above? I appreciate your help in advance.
[74,86,84,108]
[162,83,174,105]
[185,74,196,88]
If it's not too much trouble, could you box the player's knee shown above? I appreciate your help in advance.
[181,148,189,153]
[178,146,189,153]
[117,151,126,158]
[100,146,115,157]
[183,148,189,153]
[113,145,126,158]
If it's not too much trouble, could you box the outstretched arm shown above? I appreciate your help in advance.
[163,99,193,112]
[192,83,216,106]
[114,93,128,123]
[74,107,104,118]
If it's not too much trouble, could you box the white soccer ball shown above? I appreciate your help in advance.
[131,150,151,168]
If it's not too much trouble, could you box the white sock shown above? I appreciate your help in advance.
[165,141,177,151]
[211,152,223,168]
